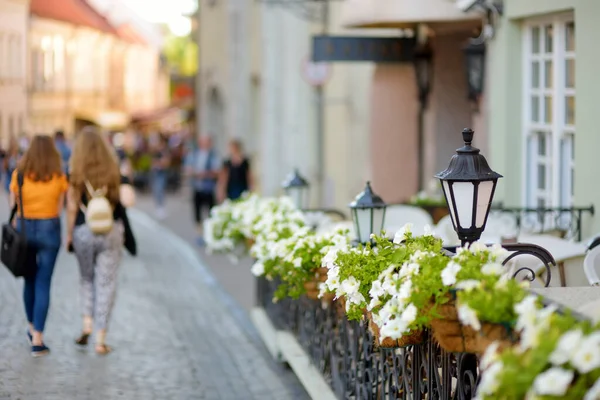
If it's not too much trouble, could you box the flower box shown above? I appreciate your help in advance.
[476,322,518,353]
[367,312,424,348]
[429,298,479,353]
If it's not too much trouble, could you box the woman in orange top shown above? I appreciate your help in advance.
[10,135,68,357]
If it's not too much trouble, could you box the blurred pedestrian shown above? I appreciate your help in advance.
[54,130,71,175]
[3,138,19,194]
[10,135,68,357]
[65,127,126,355]
[185,135,220,245]
[150,135,170,219]
[218,139,253,202]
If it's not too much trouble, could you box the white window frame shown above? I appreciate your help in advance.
[522,13,575,210]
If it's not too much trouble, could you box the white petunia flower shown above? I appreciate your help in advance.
[532,367,574,396]
[455,279,481,291]
[469,241,489,253]
[380,318,409,340]
[393,223,413,244]
[480,342,500,371]
[441,261,462,286]
[457,303,481,331]
[481,262,504,276]
[400,303,418,324]
[476,361,504,396]
[369,281,386,299]
[423,224,434,237]
[583,378,600,400]
[293,257,303,268]
[341,277,360,295]
[549,329,584,366]
[571,335,600,373]
[250,262,265,277]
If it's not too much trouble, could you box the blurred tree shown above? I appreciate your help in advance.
[163,34,198,76]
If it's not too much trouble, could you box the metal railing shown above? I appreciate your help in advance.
[490,205,595,242]
[258,277,478,399]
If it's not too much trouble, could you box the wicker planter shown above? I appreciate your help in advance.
[367,312,424,349]
[429,299,479,353]
[303,267,331,301]
[476,322,518,353]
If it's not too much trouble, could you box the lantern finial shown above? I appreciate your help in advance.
[462,128,474,146]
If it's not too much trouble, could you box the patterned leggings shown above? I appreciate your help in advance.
[73,223,123,331]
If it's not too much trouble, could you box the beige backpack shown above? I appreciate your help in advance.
[81,181,114,235]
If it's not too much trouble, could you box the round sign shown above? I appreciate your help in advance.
[301,58,332,87]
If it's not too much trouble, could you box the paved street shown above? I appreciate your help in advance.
[0,197,308,400]
[134,187,257,312]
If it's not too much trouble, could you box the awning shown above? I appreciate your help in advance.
[76,110,131,129]
[340,0,480,29]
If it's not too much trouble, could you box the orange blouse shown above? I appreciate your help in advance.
[10,170,68,219]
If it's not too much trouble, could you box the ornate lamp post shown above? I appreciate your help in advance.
[463,41,486,105]
[435,128,502,245]
[414,42,434,191]
[349,181,387,244]
[283,169,310,209]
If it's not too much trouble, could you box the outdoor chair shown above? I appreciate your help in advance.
[508,234,588,288]
[583,245,600,286]
[383,204,433,238]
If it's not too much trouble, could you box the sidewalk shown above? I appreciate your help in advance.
[0,206,308,400]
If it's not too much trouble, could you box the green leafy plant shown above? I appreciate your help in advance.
[477,304,600,400]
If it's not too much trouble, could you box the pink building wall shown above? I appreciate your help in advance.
[368,32,480,203]
[368,64,419,203]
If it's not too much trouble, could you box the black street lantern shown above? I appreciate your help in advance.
[413,43,434,106]
[349,181,387,244]
[463,41,486,102]
[283,169,310,209]
[435,128,502,245]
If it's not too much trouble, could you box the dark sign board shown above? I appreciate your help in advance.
[312,36,416,63]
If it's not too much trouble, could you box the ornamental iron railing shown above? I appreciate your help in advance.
[490,205,595,242]
[258,277,479,399]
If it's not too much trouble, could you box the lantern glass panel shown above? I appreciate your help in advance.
[452,182,475,229]
[475,181,495,228]
[442,181,457,227]
[354,208,373,243]
[373,208,386,236]
[286,187,305,209]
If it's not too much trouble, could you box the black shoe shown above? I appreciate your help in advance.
[31,344,50,357]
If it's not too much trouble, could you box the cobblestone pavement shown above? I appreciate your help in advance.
[0,201,308,400]
[134,188,256,312]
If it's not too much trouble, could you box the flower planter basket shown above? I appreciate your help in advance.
[476,322,518,353]
[429,299,479,353]
[303,267,331,301]
[245,238,255,249]
[367,312,424,349]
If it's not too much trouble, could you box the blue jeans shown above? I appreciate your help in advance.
[151,170,167,207]
[17,218,61,332]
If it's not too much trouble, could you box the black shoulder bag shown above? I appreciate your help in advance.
[1,172,34,277]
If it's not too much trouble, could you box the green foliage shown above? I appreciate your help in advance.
[457,278,528,325]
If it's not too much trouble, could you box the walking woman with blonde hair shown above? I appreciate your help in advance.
[10,135,68,357]
[65,127,128,355]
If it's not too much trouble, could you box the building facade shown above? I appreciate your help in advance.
[28,0,168,136]
[338,0,484,204]
[0,0,28,147]
[487,0,598,238]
